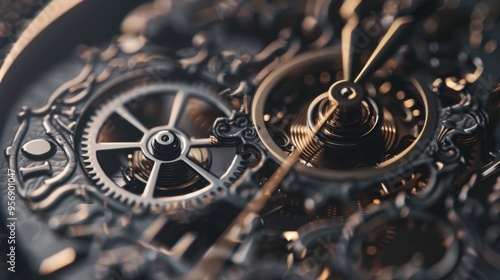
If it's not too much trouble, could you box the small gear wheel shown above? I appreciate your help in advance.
[79,82,247,211]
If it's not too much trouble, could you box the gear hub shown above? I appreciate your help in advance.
[79,81,247,209]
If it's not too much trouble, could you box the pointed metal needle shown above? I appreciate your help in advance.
[354,0,438,85]
[340,0,365,81]
[354,15,415,85]
[184,102,339,280]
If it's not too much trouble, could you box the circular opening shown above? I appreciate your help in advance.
[155,131,175,146]
[340,87,356,100]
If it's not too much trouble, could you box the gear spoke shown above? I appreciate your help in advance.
[81,83,241,209]
[182,156,221,185]
[5,0,499,279]
[142,161,161,198]
[94,142,142,151]
[115,106,148,134]
[189,137,215,147]
[168,91,187,127]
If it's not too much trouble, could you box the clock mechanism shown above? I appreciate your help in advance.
[1,0,500,279]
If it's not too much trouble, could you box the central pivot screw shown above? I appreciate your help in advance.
[324,81,368,133]
[152,131,182,161]
[302,80,385,169]
[340,87,356,100]
[328,80,365,106]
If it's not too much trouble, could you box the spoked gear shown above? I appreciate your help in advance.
[80,81,247,210]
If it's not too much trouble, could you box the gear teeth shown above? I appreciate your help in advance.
[82,155,91,161]
[112,192,120,200]
[77,82,249,213]
[82,127,92,134]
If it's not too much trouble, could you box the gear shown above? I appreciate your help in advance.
[252,48,435,174]
[251,43,493,233]
[334,204,476,280]
[251,48,442,208]
[79,81,248,210]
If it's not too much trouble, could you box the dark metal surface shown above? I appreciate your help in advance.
[0,0,499,279]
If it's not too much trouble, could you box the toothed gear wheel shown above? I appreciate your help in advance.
[79,82,247,210]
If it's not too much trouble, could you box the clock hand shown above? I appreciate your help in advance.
[187,2,440,278]
[340,0,365,81]
[185,101,340,280]
[354,0,438,85]
[354,15,415,85]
